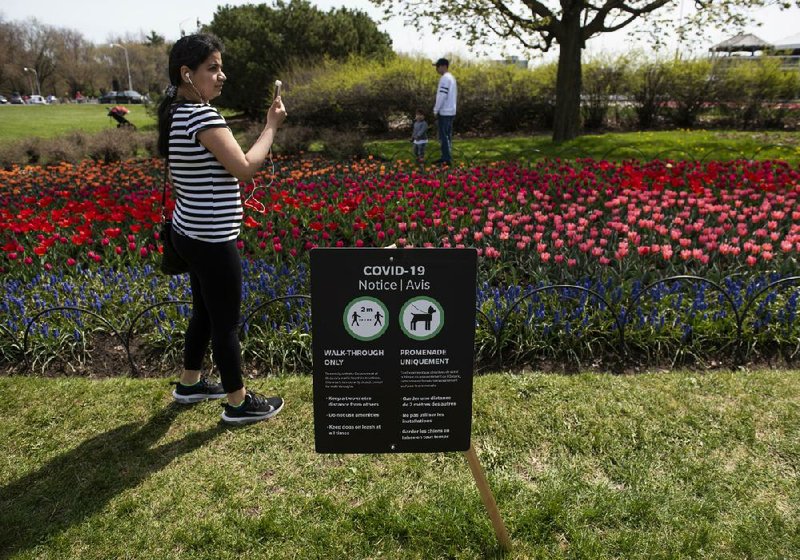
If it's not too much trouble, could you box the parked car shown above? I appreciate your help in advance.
[46,95,59,104]
[28,95,47,105]
[10,92,24,104]
[116,90,144,104]
[98,91,118,104]
[0,95,8,104]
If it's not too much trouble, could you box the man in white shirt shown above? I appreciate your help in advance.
[432,58,457,165]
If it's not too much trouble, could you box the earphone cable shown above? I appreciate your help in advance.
[243,149,275,214]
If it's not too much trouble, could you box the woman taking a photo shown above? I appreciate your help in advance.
[157,33,286,425]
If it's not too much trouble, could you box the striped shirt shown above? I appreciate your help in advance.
[168,103,242,242]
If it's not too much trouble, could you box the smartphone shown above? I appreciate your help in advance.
[273,79,282,100]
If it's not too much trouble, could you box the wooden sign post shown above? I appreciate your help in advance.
[465,444,512,552]
[311,248,511,552]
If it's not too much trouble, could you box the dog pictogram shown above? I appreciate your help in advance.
[410,305,437,331]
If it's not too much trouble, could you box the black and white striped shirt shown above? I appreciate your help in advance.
[168,103,242,242]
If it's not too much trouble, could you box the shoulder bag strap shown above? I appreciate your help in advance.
[161,103,180,224]
[161,159,169,223]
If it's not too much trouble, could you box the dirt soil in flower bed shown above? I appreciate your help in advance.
[0,334,177,378]
[0,334,276,379]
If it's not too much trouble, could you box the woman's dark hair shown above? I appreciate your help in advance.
[157,33,224,157]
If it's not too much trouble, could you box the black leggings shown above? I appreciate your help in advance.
[171,229,244,394]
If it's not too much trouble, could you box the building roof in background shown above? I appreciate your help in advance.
[710,32,773,53]
[774,32,800,50]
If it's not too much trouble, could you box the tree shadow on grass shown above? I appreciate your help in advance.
[0,403,225,559]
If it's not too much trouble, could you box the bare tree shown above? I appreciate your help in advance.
[0,18,27,94]
[18,18,59,94]
[51,29,99,97]
[107,33,170,95]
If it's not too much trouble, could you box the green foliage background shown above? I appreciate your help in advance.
[282,54,800,136]
[207,0,393,119]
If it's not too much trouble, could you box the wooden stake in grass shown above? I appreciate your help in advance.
[464,444,512,552]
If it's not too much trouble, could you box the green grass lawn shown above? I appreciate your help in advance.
[0,104,156,142]
[1,370,797,559]
[367,129,800,165]
[1,103,799,165]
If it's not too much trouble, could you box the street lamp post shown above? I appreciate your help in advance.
[23,67,41,96]
[24,72,33,96]
[109,43,133,92]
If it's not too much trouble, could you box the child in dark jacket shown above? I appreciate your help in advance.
[411,109,428,164]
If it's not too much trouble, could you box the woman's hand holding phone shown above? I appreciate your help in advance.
[266,80,286,129]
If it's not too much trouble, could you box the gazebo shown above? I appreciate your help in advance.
[710,32,773,56]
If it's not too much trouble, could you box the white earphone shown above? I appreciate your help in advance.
[183,71,207,104]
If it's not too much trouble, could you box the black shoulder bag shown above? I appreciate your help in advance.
[159,156,190,275]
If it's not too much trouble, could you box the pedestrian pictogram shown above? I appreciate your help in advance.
[343,296,389,341]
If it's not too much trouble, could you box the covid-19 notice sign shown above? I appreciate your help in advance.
[311,248,478,453]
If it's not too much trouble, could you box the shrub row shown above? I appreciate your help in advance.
[0,124,367,166]
[283,54,800,137]
[0,129,158,168]
[285,56,557,135]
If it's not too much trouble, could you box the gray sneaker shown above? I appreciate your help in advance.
[221,391,284,425]
[171,379,226,404]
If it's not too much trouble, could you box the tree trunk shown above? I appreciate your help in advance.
[552,15,583,144]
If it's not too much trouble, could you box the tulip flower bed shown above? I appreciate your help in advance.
[2,156,799,373]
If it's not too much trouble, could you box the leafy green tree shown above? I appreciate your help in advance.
[207,0,393,118]
[370,0,800,142]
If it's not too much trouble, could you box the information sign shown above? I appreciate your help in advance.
[311,248,478,453]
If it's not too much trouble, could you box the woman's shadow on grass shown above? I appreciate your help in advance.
[0,403,225,559]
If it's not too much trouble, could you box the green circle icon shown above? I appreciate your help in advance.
[399,297,444,340]
[343,297,389,341]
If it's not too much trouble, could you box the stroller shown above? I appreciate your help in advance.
[107,105,136,130]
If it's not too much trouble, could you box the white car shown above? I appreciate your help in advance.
[28,95,48,104]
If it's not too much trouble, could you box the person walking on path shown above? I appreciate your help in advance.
[433,58,457,165]
[157,33,287,425]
